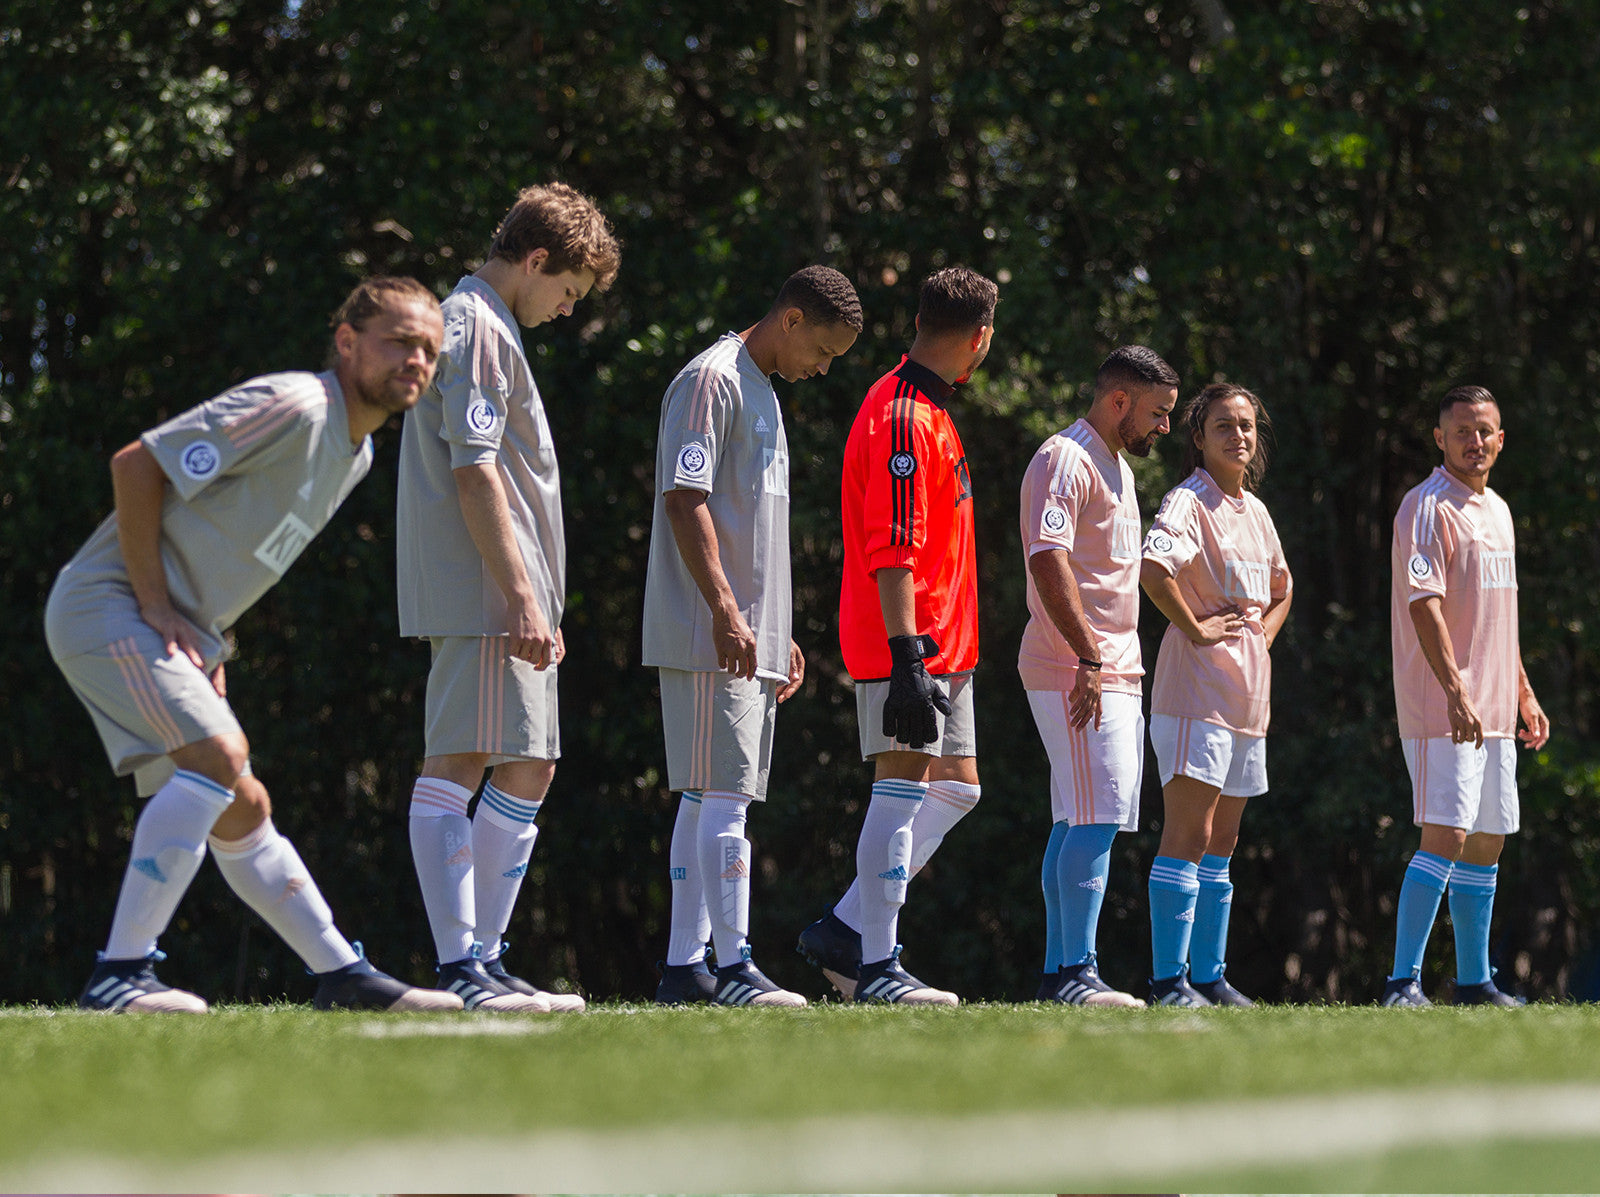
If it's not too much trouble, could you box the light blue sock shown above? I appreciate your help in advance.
[1190,853,1233,984]
[1390,850,1454,981]
[1447,861,1498,986]
[1040,821,1071,972]
[1148,856,1200,980]
[1057,823,1119,967]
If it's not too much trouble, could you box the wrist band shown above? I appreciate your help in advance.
[1079,658,1102,671]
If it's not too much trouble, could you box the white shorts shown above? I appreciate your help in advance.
[1402,736,1519,835]
[1150,714,1268,797]
[855,673,977,761]
[1026,689,1144,831]
[659,668,777,800]
[52,626,243,798]
[424,636,560,763]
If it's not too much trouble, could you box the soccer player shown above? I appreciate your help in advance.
[1021,345,1177,1007]
[397,182,620,1013]
[1140,383,1292,1007]
[797,267,999,1006]
[46,277,461,1013]
[1382,385,1548,1007]
[644,266,862,1007]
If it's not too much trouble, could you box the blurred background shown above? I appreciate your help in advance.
[3,0,1598,1005]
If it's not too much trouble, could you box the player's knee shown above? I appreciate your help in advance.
[173,734,251,790]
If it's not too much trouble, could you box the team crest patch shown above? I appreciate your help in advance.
[1042,506,1068,535]
[179,440,221,481]
[1148,531,1174,554]
[888,450,917,479]
[676,442,712,482]
[1408,553,1433,581]
[466,399,499,435]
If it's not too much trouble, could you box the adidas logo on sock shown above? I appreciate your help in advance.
[878,865,909,881]
[502,863,528,879]
[1078,876,1106,892]
[721,860,750,880]
[277,877,306,903]
[1177,908,1196,923]
[446,845,473,868]
[133,857,167,883]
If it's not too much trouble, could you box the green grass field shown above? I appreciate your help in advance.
[5,1000,1600,1192]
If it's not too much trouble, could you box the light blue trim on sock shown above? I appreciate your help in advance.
[479,783,542,826]
[681,790,703,804]
[1148,856,1201,981]
[1041,821,1071,972]
[173,769,235,801]
[1448,861,1498,986]
[872,778,929,803]
[1191,852,1234,984]
[1390,850,1453,981]
[1058,823,1119,967]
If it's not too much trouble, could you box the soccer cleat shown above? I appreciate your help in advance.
[1149,969,1212,1008]
[438,957,551,1012]
[314,947,463,1012]
[78,951,208,1014]
[1050,960,1146,1008]
[1452,979,1525,1007]
[854,947,959,1006]
[797,911,862,999]
[1190,968,1256,1007]
[482,945,586,1012]
[655,959,718,1005]
[1380,976,1432,1008]
[1034,969,1065,1001]
[713,949,807,1007]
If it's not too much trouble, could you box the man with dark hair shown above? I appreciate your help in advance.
[1382,385,1548,1007]
[798,266,998,1006]
[47,278,460,1013]
[645,265,860,1007]
[1021,344,1177,1006]
[397,181,620,1013]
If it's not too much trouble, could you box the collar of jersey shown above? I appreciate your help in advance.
[894,355,956,405]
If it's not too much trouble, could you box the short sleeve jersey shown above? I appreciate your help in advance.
[839,356,977,681]
[642,333,792,680]
[1142,469,1292,736]
[397,276,564,637]
[1391,466,1520,739]
[47,371,371,663]
[1018,419,1144,694]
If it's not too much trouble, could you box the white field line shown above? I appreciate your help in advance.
[12,1081,1600,1191]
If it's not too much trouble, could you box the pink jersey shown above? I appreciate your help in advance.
[1143,470,1292,737]
[1018,419,1144,694]
[1391,466,1520,739]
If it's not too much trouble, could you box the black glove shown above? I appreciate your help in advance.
[882,633,952,749]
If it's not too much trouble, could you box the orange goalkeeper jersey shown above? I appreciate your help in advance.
[839,356,978,681]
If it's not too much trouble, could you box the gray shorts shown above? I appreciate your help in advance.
[52,627,242,797]
[424,636,559,763]
[855,672,977,761]
[659,668,777,800]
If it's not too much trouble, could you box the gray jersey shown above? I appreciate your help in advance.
[396,276,564,636]
[46,371,371,663]
[642,332,791,680]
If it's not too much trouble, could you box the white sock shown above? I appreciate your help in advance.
[833,781,979,931]
[409,776,476,964]
[105,770,234,960]
[209,820,357,974]
[666,793,711,965]
[472,783,542,956]
[697,792,751,967]
[909,780,981,876]
[854,780,928,963]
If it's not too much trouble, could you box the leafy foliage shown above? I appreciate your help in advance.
[2,0,1597,1003]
